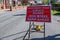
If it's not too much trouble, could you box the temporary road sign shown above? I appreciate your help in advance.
[26,6,51,22]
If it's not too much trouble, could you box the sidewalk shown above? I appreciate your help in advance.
[0,9,5,13]
[0,9,10,13]
[0,6,27,13]
[12,6,27,11]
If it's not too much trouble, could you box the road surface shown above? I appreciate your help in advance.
[0,8,60,40]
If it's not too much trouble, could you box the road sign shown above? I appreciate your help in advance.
[26,6,51,22]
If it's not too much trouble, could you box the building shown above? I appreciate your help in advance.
[0,0,18,9]
[0,0,43,10]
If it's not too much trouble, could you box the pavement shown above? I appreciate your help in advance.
[0,8,60,40]
[0,9,5,13]
[0,9,11,14]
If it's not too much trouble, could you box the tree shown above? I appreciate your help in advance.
[42,0,49,4]
[51,0,59,4]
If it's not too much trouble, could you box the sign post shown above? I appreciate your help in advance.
[28,22,31,40]
[23,5,51,40]
[44,22,45,40]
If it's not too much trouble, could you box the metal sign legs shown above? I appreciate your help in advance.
[44,22,45,40]
[23,22,31,40]
[23,22,46,40]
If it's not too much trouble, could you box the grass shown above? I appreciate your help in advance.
[57,20,60,22]
[52,10,60,22]
[52,10,60,15]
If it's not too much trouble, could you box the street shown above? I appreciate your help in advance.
[0,8,60,40]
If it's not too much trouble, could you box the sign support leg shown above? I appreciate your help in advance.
[28,22,31,40]
[32,22,34,28]
[23,22,31,40]
[44,22,45,40]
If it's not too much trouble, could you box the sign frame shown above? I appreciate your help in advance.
[26,5,51,22]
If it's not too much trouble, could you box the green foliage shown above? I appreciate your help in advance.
[43,0,49,4]
[51,0,60,4]
[52,4,60,7]
[51,0,55,4]
[57,20,60,22]
[52,10,60,15]
[18,3,22,6]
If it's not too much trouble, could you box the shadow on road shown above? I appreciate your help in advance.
[29,34,60,40]
[13,14,26,16]
[0,31,60,40]
[0,31,27,40]
[13,34,60,40]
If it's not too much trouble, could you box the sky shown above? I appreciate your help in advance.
[58,0,60,2]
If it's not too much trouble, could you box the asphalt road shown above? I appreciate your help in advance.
[0,9,60,40]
